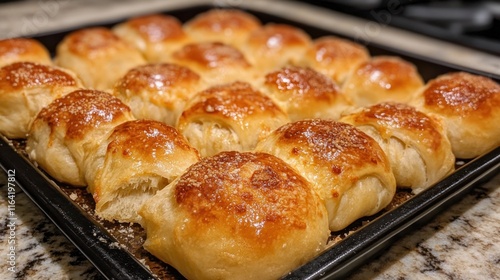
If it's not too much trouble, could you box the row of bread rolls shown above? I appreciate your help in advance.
[0,33,335,280]
[1,8,499,280]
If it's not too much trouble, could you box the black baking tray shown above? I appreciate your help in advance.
[1,2,499,280]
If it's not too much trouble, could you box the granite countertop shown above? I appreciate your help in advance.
[1,169,499,280]
[0,1,499,279]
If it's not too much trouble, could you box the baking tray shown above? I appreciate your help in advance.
[1,1,500,280]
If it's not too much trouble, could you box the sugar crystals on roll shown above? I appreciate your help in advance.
[340,102,455,194]
[55,27,146,91]
[89,120,200,224]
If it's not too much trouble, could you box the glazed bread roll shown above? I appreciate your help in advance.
[177,81,290,157]
[0,38,52,67]
[340,102,455,194]
[183,8,262,48]
[255,119,396,231]
[299,36,370,85]
[54,27,146,91]
[113,63,204,126]
[0,62,82,138]
[112,14,190,62]
[342,56,424,107]
[139,151,330,280]
[26,89,134,186]
[88,120,200,224]
[260,66,352,121]
[169,41,254,86]
[411,72,500,159]
[242,23,312,72]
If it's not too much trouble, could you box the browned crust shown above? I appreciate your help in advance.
[125,14,187,42]
[246,23,311,50]
[274,120,389,176]
[422,72,500,117]
[307,36,369,64]
[0,38,50,59]
[180,81,284,122]
[352,56,423,92]
[264,66,341,102]
[349,102,444,151]
[106,119,199,160]
[63,27,129,56]
[174,151,321,248]
[0,62,77,91]
[185,9,262,34]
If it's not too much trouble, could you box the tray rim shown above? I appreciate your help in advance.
[1,1,500,279]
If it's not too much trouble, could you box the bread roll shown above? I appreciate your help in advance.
[242,23,311,72]
[54,27,146,91]
[26,89,134,186]
[88,120,199,224]
[183,8,261,48]
[177,81,290,157]
[255,119,396,231]
[299,36,370,85]
[340,102,455,194]
[112,14,190,62]
[342,56,424,107]
[0,38,52,67]
[113,63,204,126]
[410,72,500,159]
[139,151,329,280]
[169,41,254,86]
[0,62,82,139]
[260,66,352,121]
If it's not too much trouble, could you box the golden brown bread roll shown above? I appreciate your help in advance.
[299,36,370,85]
[112,14,190,62]
[0,62,82,139]
[113,63,204,126]
[169,41,255,86]
[260,66,352,121]
[88,120,200,224]
[242,23,312,72]
[54,27,146,91]
[139,151,329,280]
[26,89,134,186]
[183,8,262,48]
[255,119,396,231]
[342,56,424,107]
[340,102,455,194]
[410,72,500,159]
[0,38,52,67]
[177,81,290,157]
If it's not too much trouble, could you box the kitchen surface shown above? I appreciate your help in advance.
[1,0,499,279]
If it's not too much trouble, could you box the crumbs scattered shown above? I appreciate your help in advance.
[69,192,78,200]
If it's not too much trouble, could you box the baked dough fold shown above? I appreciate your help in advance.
[255,119,396,231]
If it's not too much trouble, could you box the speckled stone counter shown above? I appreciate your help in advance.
[1,169,499,280]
